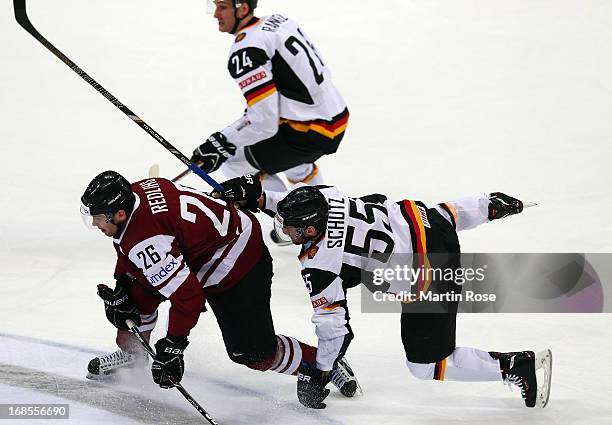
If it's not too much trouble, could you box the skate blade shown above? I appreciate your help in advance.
[86,372,114,381]
[535,349,552,408]
[523,201,538,209]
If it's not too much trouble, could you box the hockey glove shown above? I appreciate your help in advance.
[191,132,237,173]
[214,174,262,212]
[97,278,141,331]
[297,364,331,409]
[151,336,189,389]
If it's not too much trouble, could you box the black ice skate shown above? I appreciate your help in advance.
[488,193,524,221]
[330,357,363,397]
[86,349,147,380]
[490,351,536,407]
[270,229,293,246]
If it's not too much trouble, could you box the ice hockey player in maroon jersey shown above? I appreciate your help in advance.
[214,176,553,410]
[79,171,325,392]
[190,0,349,194]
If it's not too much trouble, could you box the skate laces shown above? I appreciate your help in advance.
[99,349,135,371]
[331,363,353,389]
[503,356,528,400]
[504,374,528,399]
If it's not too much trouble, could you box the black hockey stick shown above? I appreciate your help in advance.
[13,0,223,192]
[125,320,221,425]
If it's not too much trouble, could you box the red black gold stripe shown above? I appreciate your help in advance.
[322,302,342,311]
[245,80,277,106]
[280,108,349,140]
[434,358,447,381]
[400,200,433,294]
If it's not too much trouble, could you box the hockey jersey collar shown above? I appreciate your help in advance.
[113,193,141,245]
[237,17,261,34]
[298,234,325,262]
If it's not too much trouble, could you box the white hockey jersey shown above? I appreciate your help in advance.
[220,15,347,147]
[265,186,434,371]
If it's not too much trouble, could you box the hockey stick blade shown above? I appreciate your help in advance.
[125,320,221,424]
[13,0,223,192]
[148,164,160,178]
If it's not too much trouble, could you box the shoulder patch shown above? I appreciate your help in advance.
[235,32,247,43]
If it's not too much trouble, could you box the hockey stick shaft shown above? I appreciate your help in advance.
[172,168,193,183]
[125,320,220,425]
[13,0,223,192]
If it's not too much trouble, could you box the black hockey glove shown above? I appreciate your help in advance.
[297,364,331,409]
[213,174,262,212]
[97,278,141,331]
[191,132,237,173]
[152,336,189,389]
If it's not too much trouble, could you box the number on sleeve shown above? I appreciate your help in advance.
[284,33,324,85]
[136,245,162,270]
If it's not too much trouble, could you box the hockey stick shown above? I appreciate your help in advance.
[13,0,223,192]
[125,320,221,425]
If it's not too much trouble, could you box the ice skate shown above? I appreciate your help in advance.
[86,349,147,380]
[490,351,537,407]
[488,193,524,220]
[330,357,363,397]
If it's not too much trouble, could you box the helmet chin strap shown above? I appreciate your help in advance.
[230,3,249,34]
[230,8,248,34]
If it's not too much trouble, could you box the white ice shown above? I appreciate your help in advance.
[1,0,611,424]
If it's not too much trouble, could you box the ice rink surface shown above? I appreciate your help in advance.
[1,0,611,423]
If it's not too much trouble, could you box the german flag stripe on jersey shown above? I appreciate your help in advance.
[280,108,349,139]
[434,359,447,381]
[400,200,433,293]
[245,80,277,106]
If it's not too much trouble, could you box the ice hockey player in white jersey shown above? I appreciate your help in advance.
[214,176,553,410]
[190,0,349,194]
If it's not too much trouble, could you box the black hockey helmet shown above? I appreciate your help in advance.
[81,171,135,217]
[234,0,257,9]
[277,186,329,234]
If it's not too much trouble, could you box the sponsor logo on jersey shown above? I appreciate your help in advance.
[261,14,289,32]
[239,71,267,90]
[235,32,247,43]
[147,255,179,285]
[139,179,169,214]
[311,296,328,308]
[327,198,346,249]
[417,205,431,228]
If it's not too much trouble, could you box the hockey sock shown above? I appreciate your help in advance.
[116,329,151,356]
[285,164,323,186]
[406,347,502,382]
[270,335,317,375]
[261,173,288,192]
[436,196,490,231]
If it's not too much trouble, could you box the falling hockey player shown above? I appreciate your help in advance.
[79,171,359,401]
[214,175,553,409]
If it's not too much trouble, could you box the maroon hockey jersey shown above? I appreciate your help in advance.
[112,178,263,336]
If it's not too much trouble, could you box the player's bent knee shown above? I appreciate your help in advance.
[405,360,436,380]
[228,351,276,372]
